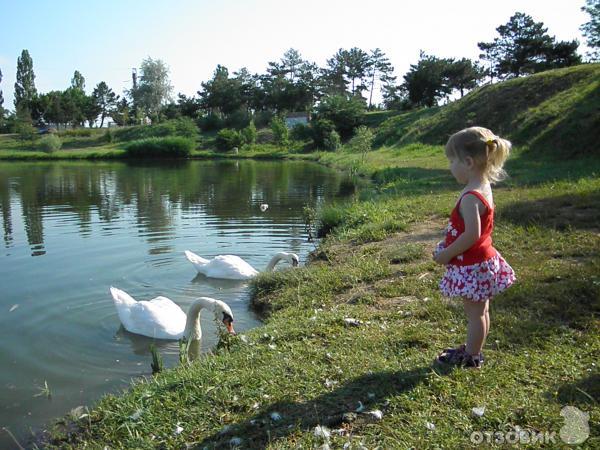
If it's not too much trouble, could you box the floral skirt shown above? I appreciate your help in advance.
[439,253,515,302]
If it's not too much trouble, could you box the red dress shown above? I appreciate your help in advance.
[438,191,515,302]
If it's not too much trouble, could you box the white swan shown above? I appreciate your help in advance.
[184,250,299,280]
[109,287,235,340]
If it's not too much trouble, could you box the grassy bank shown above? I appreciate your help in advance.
[39,141,599,449]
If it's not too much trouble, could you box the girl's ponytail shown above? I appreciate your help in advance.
[486,136,511,183]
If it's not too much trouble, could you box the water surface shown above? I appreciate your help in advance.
[0,159,355,446]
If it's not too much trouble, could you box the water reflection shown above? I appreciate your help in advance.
[191,273,250,290]
[0,160,349,256]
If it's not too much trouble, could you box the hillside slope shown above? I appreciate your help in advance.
[376,64,600,156]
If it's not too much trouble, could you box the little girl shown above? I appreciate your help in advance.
[433,126,515,369]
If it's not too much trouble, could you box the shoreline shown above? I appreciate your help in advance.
[31,145,600,449]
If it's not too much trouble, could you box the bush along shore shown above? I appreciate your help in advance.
[37,140,600,448]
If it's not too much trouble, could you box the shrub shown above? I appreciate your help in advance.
[16,121,37,142]
[216,128,244,151]
[103,128,115,143]
[253,110,274,128]
[290,123,311,141]
[347,125,374,156]
[224,109,252,130]
[241,120,257,145]
[310,118,336,149]
[323,130,342,151]
[171,117,198,138]
[123,137,194,158]
[315,94,366,139]
[197,114,224,132]
[39,134,62,153]
[270,116,289,146]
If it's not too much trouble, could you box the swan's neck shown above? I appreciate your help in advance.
[265,253,286,272]
[183,298,215,340]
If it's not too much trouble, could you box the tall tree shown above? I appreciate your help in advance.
[581,0,600,60]
[403,52,453,107]
[269,48,304,81]
[14,49,37,118]
[344,48,371,95]
[366,48,395,109]
[198,65,244,116]
[131,57,173,121]
[478,12,580,79]
[322,48,371,96]
[71,70,86,91]
[0,67,4,118]
[444,58,485,97]
[91,81,118,127]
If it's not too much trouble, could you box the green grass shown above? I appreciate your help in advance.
[375,64,600,156]
[39,140,599,449]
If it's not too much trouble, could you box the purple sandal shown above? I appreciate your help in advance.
[436,344,484,369]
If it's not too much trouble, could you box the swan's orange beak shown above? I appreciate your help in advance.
[223,318,236,335]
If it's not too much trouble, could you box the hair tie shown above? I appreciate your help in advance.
[486,138,495,146]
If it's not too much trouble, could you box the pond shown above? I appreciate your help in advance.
[0,159,356,446]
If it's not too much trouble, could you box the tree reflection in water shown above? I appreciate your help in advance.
[0,159,355,257]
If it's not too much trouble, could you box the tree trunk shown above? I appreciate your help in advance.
[368,72,376,109]
[100,113,105,128]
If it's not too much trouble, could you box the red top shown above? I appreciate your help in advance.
[444,190,497,266]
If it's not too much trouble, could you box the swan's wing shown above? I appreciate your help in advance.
[126,296,187,339]
[204,255,258,280]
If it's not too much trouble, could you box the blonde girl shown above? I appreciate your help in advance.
[433,126,515,369]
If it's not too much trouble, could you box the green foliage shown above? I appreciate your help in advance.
[71,70,85,91]
[315,94,366,139]
[123,137,194,158]
[346,125,374,158]
[92,81,118,127]
[39,134,62,153]
[323,129,341,151]
[197,114,224,131]
[149,344,163,375]
[301,205,317,241]
[478,12,581,79]
[290,123,311,141]
[103,128,115,143]
[130,57,173,121]
[581,0,600,60]
[270,116,289,146]
[241,120,257,145]
[224,109,251,130]
[402,52,454,107]
[14,49,37,117]
[215,128,244,151]
[15,120,37,142]
[310,118,336,149]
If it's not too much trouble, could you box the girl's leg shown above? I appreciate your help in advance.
[483,301,490,340]
[463,299,489,355]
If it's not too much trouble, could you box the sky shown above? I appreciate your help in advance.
[0,0,592,110]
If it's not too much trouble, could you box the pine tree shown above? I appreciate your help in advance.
[14,50,37,118]
[581,0,600,60]
[478,12,580,79]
